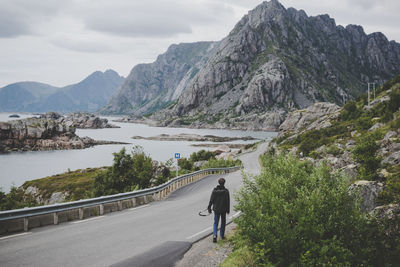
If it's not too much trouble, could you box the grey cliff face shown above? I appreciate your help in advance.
[101,42,217,115]
[165,0,400,128]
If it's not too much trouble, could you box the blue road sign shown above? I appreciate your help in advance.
[174,153,181,159]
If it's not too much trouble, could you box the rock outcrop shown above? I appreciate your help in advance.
[38,112,118,129]
[63,113,118,129]
[279,102,341,136]
[0,116,125,153]
[348,180,384,212]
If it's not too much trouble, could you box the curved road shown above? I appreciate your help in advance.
[0,142,268,267]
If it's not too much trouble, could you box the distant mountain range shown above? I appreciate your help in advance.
[101,0,400,130]
[0,70,124,113]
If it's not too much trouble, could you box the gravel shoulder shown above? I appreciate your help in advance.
[174,223,236,267]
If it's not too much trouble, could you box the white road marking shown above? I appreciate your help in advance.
[186,227,213,240]
[229,211,241,220]
[72,216,105,224]
[0,232,31,241]
[129,204,149,211]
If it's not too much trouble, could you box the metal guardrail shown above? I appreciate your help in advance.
[0,166,240,224]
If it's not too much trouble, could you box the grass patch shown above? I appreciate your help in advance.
[23,168,106,201]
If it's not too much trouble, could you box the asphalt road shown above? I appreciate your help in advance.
[0,142,268,267]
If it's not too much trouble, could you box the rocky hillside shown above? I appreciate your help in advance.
[271,75,400,212]
[0,70,124,113]
[150,0,400,130]
[101,42,216,115]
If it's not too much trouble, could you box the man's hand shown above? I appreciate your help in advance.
[208,207,212,214]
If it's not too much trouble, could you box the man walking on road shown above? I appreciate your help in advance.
[208,177,230,243]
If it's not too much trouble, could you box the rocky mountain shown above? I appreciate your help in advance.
[158,0,400,130]
[0,70,124,113]
[101,42,217,115]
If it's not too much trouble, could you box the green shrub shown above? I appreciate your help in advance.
[340,100,361,121]
[356,116,373,131]
[233,153,400,266]
[388,89,400,113]
[189,150,215,162]
[352,131,382,180]
[93,146,154,196]
[178,158,193,171]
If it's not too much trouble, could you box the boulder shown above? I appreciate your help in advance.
[213,145,231,155]
[372,204,400,220]
[216,152,235,160]
[193,160,208,168]
[348,180,384,212]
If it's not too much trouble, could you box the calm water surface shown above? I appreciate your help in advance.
[0,113,277,191]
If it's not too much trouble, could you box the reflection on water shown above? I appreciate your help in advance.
[0,114,277,191]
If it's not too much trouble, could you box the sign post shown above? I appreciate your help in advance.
[174,153,181,177]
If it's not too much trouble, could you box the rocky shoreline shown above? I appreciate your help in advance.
[113,114,281,132]
[0,116,126,153]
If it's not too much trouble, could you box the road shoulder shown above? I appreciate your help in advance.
[174,223,235,267]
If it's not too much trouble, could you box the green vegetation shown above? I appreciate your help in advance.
[353,131,382,180]
[24,168,105,201]
[228,153,400,266]
[93,146,159,196]
[177,149,241,173]
[283,122,350,157]
[0,187,36,211]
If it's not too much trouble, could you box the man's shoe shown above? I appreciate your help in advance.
[221,236,225,240]
[213,236,217,243]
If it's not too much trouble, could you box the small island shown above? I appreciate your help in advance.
[8,114,20,118]
[132,133,257,142]
[0,115,127,153]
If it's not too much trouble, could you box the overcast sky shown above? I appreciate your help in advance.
[0,0,399,88]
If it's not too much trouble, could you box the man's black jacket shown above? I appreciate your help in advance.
[208,185,230,214]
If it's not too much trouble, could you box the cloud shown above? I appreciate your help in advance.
[80,0,234,38]
[50,36,114,53]
[0,0,65,38]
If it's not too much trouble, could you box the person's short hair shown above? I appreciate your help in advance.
[218,178,225,185]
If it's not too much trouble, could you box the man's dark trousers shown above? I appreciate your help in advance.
[213,212,226,238]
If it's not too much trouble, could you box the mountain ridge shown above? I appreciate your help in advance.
[101,41,217,115]
[0,69,124,113]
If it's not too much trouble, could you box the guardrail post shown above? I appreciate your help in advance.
[79,208,84,220]
[144,195,148,204]
[23,217,29,231]
[99,204,104,215]
[118,201,122,211]
[53,212,58,225]
[132,197,137,207]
